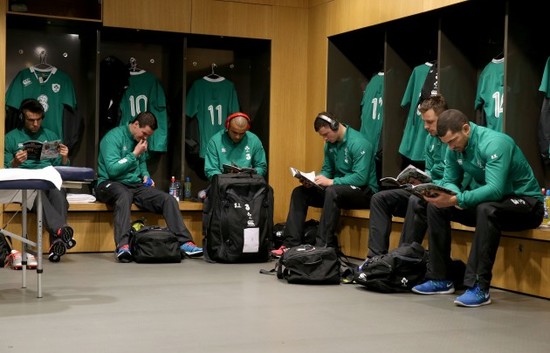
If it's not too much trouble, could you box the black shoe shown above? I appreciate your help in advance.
[48,252,61,263]
[66,238,77,250]
[56,226,74,245]
[49,238,66,261]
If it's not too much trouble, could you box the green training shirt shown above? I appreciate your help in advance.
[399,63,431,161]
[119,70,168,152]
[475,58,504,132]
[186,77,240,158]
[6,67,77,140]
[360,72,384,152]
[204,129,267,180]
[320,126,378,193]
[424,133,446,183]
[441,122,542,209]
[4,127,68,169]
[97,125,149,186]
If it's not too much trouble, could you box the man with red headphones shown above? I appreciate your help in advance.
[204,112,267,180]
[272,111,379,256]
[4,98,76,263]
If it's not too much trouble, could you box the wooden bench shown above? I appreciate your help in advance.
[333,208,550,299]
[1,201,204,253]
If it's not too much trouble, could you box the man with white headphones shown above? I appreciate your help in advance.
[272,111,378,256]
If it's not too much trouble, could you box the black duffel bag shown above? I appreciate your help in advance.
[353,242,427,292]
[277,244,341,284]
[129,225,182,263]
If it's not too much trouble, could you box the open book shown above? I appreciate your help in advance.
[404,183,457,198]
[23,139,61,160]
[222,163,256,174]
[380,164,431,187]
[289,167,325,190]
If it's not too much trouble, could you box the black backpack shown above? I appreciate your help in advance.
[129,224,182,263]
[272,222,286,249]
[271,219,318,249]
[1,231,13,265]
[277,244,341,284]
[204,173,273,263]
[354,242,428,293]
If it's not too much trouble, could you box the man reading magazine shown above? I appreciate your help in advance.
[272,111,378,257]
[366,95,449,258]
[4,98,76,263]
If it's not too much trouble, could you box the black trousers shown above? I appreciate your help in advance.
[367,188,428,257]
[425,196,543,290]
[32,189,69,244]
[96,181,193,248]
[283,184,373,248]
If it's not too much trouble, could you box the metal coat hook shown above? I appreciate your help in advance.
[39,50,47,64]
[129,57,137,70]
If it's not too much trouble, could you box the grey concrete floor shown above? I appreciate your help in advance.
[1,253,549,353]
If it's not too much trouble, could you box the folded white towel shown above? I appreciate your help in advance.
[67,193,97,203]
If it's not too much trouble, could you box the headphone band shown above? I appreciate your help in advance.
[316,113,339,131]
[19,98,45,123]
[226,112,251,130]
[317,114,334,125]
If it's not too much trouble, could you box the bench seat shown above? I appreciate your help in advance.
[2,200,204,212]
[1,201,204,254]
[337,208,550,299]
[340,209,550,240]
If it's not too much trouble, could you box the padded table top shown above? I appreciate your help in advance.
[0,179,56,190]
[0,166,62,189]
[0,166,62,208]
[54,166,95,181]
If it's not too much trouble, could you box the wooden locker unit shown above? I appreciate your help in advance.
[4,3,271,196]
[325,0,548,187]
[7,0,101,21]
[439,0,505,125]
[324,0,550,298]
[5,15,100,170]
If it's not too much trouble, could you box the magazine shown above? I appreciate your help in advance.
[289,167,325,190]
[404,183,457,198]
[379,164,431,187]
[23,139,61,160]
[222,163,256,174]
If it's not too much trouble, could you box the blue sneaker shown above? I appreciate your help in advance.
[180,242,203,257]
[412,280,455,294]
[454,285,491,307]
[116,245,133,263]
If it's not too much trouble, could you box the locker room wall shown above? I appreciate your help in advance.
[5,16,98,171]
[3,17,271,197]
[0,0,479,224]
[324,0,550,187]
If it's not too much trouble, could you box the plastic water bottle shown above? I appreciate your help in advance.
[184,176,192,200]
[175,179,182,201]
[169,176,178,201]
[543,188,548,222]
[198,189,207,201]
